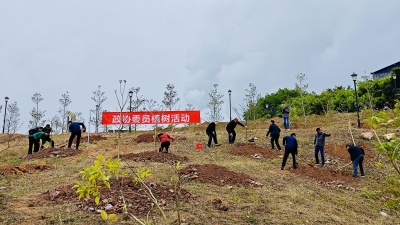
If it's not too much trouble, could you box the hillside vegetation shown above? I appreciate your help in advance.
[0,112,400,225]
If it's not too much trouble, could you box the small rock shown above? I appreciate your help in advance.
[0,187,6,190]
[104,204,113,210]
[88,207,95,211]
[380,211,388,217]
[226,186,233,190]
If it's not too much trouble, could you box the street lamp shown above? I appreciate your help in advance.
[128,90,133,133]
[393,73,397,97]
[95,105,99,133]
[228,90,232,121]
[2,96,9,133]
[351,72,361,128]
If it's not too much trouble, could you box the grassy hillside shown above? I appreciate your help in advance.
[0,112,399,225]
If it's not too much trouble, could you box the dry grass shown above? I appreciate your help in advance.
[0,113,399,224]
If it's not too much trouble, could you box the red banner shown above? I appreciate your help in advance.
[101,110,201,125]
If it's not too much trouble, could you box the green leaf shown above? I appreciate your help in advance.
[95,196,100,205]
[100,210,108,221]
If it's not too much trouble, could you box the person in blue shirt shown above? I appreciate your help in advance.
[266,120,281,150]
[281,133,298,170]
[67,121,86,150]
[346,144,365,178]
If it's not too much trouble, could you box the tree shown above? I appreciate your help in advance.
[5,102,20,134]
[295,73,309,124]
[91,85,107,133]
[114,80,131,158]
[58,92,72,133]
[162,83,180,111]
[29,92,46,128]
[258,88,299,118]
[206,84,224,122]
[242,83,261,121]
[48,115,62,134]
[185,103,195,110]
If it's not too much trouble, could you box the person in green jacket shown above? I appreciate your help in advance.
[28,131,50,154]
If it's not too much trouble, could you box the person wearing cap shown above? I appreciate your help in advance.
[313,127,331,167]
[226,118,247,144]
[281,133,298,170]
[266,120,282,150]
[206,121,221,148]
[67,121,86,150]
[346,144,365,178]
[28,131,50,154]
[157,133,174,153]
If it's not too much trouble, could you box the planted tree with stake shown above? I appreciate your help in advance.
[114,80,130,158]
[206,84,224,122]
[58,92,72,133]
[29,92,46,128]
[90,85,107,133]
[5,102,22,147]
[162,83,180,111]
[48,114,62,134]
[295,73,309,124]
[242,83,261,121]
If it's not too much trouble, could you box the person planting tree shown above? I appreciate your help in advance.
[281,133,298,170]
[42,124,55,148]
[67,121,86,150]
[346,144,365,178]
[313,127,331,167]
[157,133,174,153]
[226,118,247,144]
[206,121,221,148]
[28,131,50,154]
[266,120,282,150]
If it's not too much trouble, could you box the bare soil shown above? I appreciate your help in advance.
[179,164,263,187]
[228,143,283,159]
[0,162,51,175]
[135,133,155,143]
[34,177,195,217]
[118,151,189,163]
[80,135,108,143]
[21,148,82,160]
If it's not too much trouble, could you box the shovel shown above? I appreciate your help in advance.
[334,162,352,173]
[296,155,314,167]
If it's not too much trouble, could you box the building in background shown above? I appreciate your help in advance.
[371,61,400,79]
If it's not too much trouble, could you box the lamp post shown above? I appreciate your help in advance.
[394,74,398,98]
[128,90,133,133]
[95,105,99,133]
[351,72,361,128]
[2,96,9,133]
[228,90,232,121]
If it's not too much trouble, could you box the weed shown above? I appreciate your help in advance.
[384,199,400,210]
[361,188,379,200]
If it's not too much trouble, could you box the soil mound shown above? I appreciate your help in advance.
[22,148,82,160]
[0,162,51,175]
[324,143,372,162]
[290,164,358,186]
[119,151,189,163]
[35,178,194,216]
[179,164,263,187]
[228,143,283,159]
[135,133,154,143]
[80,135,108,143]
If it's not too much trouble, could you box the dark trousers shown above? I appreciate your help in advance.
[159,141,170,152]
[270,134,281,150]
[314,145,325,165]
[281,147,297,169]
[207,133,218,147]
[227,129,236,144]
[353,154,365,177]
[28,136,40,154]
[68,131,82,149]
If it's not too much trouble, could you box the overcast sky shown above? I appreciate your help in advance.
[1,1,400,132]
